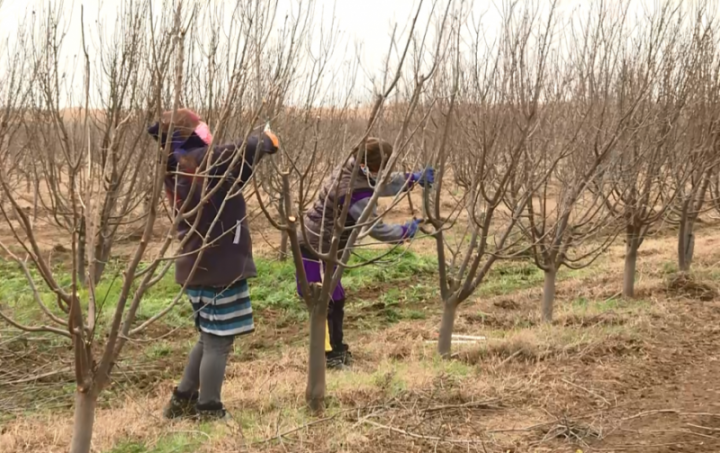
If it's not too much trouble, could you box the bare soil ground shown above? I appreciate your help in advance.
[2,207,720,452]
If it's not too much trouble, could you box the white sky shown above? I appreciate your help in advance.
[0,0,699,108]
[0,0,445,106]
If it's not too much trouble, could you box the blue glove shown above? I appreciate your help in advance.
[403,218,421,240]
[410,168,435,188]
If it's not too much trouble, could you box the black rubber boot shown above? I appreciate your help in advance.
[339,344,353,365]
[163,388,199,419]
[195,401,228,421]
[326,344,352,369]
[325,351,345,369]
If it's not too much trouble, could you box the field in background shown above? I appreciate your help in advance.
[2,220,720,453]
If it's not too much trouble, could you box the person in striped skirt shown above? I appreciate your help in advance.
[148,109,279,420]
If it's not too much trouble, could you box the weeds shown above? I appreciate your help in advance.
[666,273,718,301]
[3,235,720,453]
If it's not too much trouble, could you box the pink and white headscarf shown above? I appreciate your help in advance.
[194,121,213,145]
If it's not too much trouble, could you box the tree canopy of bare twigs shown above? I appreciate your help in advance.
[0,1,318,451]
[3,1,720,452]
[509,1,689,318]
[664,5,720,273]
[253,0,456,411]
[421,0,559,355]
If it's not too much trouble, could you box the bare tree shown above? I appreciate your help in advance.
[0,6,34,196]
[421,0,558,356]
[0,1,298,451]
[19,1,158,287]
[666,6,720,273]
[512,127,621,322]
[0,5,181,451]
[254,0,454,410]
[509,1,685,319]
[598,4,706,296]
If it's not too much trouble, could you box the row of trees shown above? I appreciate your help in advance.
[1,1,720,452]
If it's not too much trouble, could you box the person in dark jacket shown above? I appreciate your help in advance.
[297,138,433,369]
[148,108,279,419]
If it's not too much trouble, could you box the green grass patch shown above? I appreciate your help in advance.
[144,340,174,359]
[428,355,474,376]
[342,248,437,289]
[401,309,427,320]
[106,440,147,453]
[567,294,649,316]
[252,258,302,312]
[371,368,407,395]
[115,432,204,453]
[479,261,544,297]
[661,261,678,276]
[326,360,410,397]
[0,248,438,335]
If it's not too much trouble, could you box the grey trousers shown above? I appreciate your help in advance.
[177,331,235,406]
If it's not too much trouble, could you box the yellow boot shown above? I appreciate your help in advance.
[325,321,332,352]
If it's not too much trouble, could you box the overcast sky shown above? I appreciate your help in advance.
[0,0,447,106]
[0,0,701,108]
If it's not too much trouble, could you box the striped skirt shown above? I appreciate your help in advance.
[186,280,254,337]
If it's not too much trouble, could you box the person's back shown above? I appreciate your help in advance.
[300,157,377,256]
[162,131,260,288]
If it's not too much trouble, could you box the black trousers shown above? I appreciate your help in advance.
[327,298,346,351]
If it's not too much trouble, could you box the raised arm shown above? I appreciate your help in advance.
[376,167,435,197]
[347,195,418,244]
[376,172,413,197]
[191,131,279,188]
[148,121,279,206]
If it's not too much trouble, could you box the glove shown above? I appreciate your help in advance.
[261,128,280,155]
[403,218,421,240]
[409,168,435,188]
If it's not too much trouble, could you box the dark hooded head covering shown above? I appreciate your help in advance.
[355,137,393,173]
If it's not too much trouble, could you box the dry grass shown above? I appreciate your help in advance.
[666,273,718,301]
[3,221,720,452]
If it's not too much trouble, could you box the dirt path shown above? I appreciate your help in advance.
[589,299,720,453]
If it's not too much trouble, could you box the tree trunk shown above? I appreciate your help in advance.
[76,218,87,288]
[437,301,457,358]
[686,227,695,270]
[542,268,557,322]
[92,260,108,286]
[678,217,695,273]
[69,390,98,453]
[278,231,289,261]
[623,242,639,298]
[406,189,415,216]
[277,198,289,261]
[32,178,39,223]
[92,238,113,285]
[305,301,327,412]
